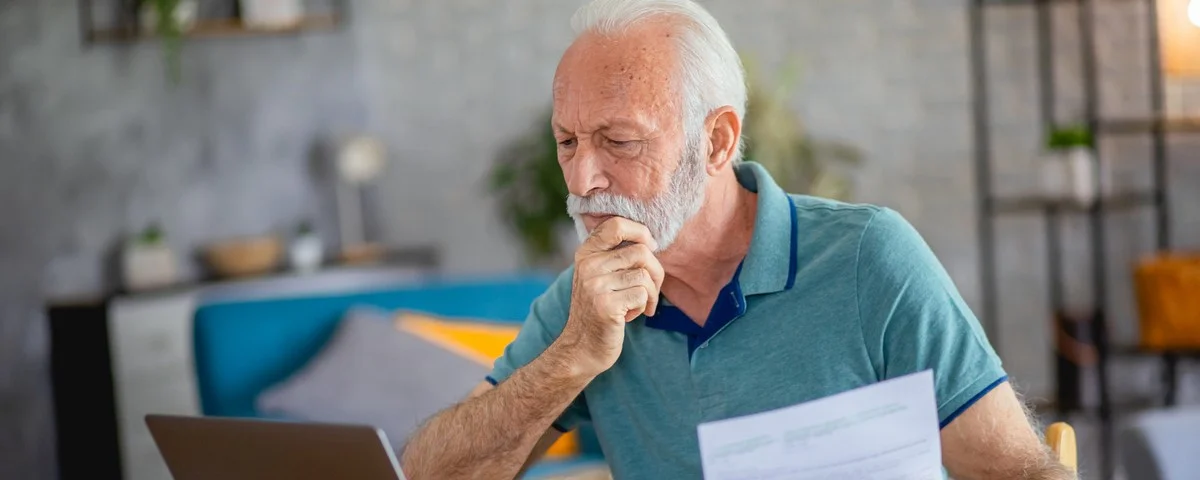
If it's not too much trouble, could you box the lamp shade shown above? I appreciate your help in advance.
[333,134,387,252]
[336,135,387,184]
[1160,0,1200,77]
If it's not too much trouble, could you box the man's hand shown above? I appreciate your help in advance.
[556,217,665,377]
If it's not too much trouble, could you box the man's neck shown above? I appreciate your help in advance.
[656,169,757,315]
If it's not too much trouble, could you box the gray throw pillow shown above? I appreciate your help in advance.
[256,307,489,453]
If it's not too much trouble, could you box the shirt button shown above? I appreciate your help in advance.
[700,343,709,349]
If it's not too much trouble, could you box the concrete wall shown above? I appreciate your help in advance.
[2,0,1198,477]
[2,2,370,476]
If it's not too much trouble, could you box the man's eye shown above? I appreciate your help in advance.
[558,138,576,147]
[609,139,635,148]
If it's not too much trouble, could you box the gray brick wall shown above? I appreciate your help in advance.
[2,0,1198,477]
[1,1,369,476]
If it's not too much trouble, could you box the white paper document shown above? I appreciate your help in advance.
[697,370,942,480]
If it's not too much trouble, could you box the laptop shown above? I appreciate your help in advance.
[145,414,408,480]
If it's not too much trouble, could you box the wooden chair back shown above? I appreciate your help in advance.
[1045,422,1078,473]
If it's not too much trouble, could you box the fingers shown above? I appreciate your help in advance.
[609,287,649,323]
[583,269,658,321]
[573,218,663,320]
[577,217,659,257]
[589,243,663,281]
[578,244,663,316]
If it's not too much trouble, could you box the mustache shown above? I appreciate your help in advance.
[566,192,653,223]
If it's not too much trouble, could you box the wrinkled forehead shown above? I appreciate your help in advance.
[552,21,684,127]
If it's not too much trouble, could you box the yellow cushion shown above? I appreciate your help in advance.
[394,312,579,458]
[396,312,520,366]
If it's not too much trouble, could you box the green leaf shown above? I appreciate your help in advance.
[149,0,183,85]
[740,51,864,201]
[487,112,571,263]
[138,222,165,245]
[1045,125,1092,150]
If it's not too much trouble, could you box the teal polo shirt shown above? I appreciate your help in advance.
[487,162,1006,479]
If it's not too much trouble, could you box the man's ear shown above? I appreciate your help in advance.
[704,106,742,175]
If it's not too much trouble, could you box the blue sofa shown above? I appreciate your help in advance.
[190,270,603,477]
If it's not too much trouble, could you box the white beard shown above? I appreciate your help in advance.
[566,136,708,253]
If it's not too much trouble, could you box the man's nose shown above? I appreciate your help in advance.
[563,144,609,197]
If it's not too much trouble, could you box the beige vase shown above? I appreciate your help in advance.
[122,242,179,292]
[238,0,304,28]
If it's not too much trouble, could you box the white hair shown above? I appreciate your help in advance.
[570,0,747,163]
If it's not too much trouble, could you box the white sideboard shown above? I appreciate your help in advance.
[109,291,203,480]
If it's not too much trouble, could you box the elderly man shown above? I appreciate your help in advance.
[402,1,1073,479]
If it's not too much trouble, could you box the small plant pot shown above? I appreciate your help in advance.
[1065,147,1098,206]
[238,0,305,29]
[122,242,179,292]
[289,233,324,273]
[1044,147,1097,206]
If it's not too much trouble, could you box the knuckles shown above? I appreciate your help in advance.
[629,287,649,303]
[581,275,606,294]
[629,243,652,259]
[622,268,648,285]
[576,254,602,275]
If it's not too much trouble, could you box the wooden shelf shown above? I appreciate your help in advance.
[1110,344,1200,358]
[980,0,1138,6]
[87,14,341,43]
[1098,117,1200,135]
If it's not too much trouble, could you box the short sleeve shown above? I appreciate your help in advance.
[486,267,590,432]
[856,208,1007,428]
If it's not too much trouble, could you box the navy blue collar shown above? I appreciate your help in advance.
[735,161,800,295]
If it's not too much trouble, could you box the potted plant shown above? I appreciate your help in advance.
[139,0,198,83]
[488,112,571,267]
[121,221,180,292]
[1044,125,1097,206]
[741,55,863,201]
[289,220,324,273]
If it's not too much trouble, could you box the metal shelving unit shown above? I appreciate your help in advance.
[969,0,1199,478]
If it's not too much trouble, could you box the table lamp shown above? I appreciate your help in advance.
[335,134,388,264]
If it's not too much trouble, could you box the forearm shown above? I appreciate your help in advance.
[960,447,1077,480]
[1034,467,1077,480]
[400,342,591,480]
[942,383,1079,480]
[951,444,1077,479]
[1023,458,1077,480]
[956,457,1075,480]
